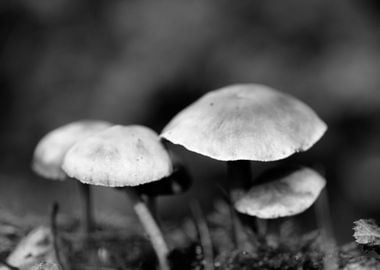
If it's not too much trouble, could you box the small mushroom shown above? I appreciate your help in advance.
[161,83,327,189]
[32,120,112,237]
[33,120,111,180]
[234,167,326,219]
[62,125,175,270]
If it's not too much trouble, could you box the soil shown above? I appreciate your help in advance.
[0,202,379,270]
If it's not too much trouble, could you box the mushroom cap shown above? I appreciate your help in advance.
[62,125,173,187]
[234,167,326,219]
[161,84,327,161]
[32,120,112,180]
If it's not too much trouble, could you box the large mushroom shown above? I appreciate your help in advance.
[62,125,177,270]
[32,120,112,237]
[160,84,327,190]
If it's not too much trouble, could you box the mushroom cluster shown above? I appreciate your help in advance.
[30,83,329,270]
[161,83,326,193]
[33,123,191,270]
[161,84,329,249]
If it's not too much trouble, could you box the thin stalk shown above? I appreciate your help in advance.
[77,182,93,238]
[255,219,268,243]
[226,160,252,249]
[216,185,241,248]
[235,212,261,251]
[125,188,169,270]
[231,207,249,250]
[51,202,66,270]
[217,185,252,250]
[315,189,338,270]
[190,201,214,270]
[229,204,239,248]
[227,160,252,191]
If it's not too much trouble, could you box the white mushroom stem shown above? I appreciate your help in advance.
[51,202,66,270]
[125,188,170,270]
[190,201,214,270]
[77,182,93,237]
[315,189,338,270]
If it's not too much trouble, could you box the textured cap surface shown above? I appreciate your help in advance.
[161,84,327,161]
[32,120,112,180]
[234,167,326,219]
[62,125,173,187]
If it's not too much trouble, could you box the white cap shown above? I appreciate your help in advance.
[32,120,112,180]
[234,167,326,219]
[62,125,173,187]
[161,84,327,161]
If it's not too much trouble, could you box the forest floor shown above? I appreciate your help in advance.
[0,201,379,270]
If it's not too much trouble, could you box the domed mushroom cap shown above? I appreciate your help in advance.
[62,125,173,187]
[234,167,326,219]
[161,84,327,161]
[32,120,112,180]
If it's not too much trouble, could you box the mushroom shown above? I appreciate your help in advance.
[32,120,112,237]
[161,83,327,190]
[62,125,176,270]
[234,167,326,219]
[234,166,326,249]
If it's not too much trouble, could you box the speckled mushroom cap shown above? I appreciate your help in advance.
[62,125,173,187]
[161,84,327,161]
[234,167,326,219]
[32,120,112,180]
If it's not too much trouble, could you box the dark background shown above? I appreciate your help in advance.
[1,0,380,243]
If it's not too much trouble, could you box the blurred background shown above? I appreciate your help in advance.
[1,0,380,243]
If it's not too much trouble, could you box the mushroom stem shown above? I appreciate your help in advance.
[125,188,169,270]
[315,189,338,270]
[50,202,66,270]
[77,182,93,238]
[190,201,214,270]
[254,218,268,243]
[231,209,250,250]
[227,160,252,191]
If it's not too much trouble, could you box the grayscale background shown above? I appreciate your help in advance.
[1,0,380,243]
